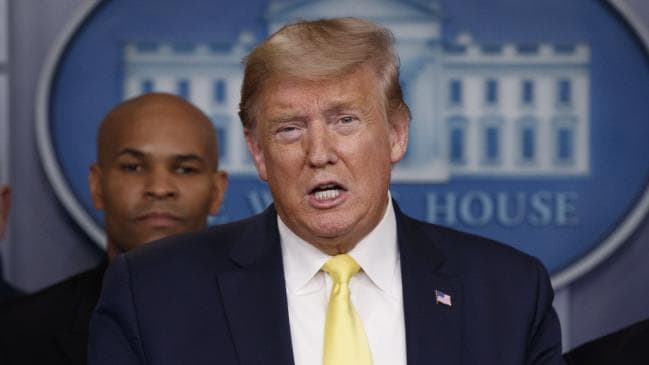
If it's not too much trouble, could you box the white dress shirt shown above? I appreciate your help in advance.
[279,196,407,365]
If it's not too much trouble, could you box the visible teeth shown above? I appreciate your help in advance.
[314,188,340,201]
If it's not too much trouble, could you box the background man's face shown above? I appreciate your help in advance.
[90,104,226,255]
[246,67,408,253]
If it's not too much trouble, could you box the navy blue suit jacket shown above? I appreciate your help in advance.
[89,204,563,364]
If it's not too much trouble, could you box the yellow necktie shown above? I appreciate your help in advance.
[322,254,372,365]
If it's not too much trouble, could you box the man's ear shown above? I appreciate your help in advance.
[208,170,228,215]
[389,107,410,164]
[244,127,268,181]
[89,163,105,210]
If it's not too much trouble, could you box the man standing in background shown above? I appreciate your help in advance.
[0,93,228,365]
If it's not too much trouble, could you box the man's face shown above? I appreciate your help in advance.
[246,67,408,254]
[90,106,227,257]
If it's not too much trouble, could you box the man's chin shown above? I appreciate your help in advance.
[308,223,358,245]
[137,228,184,246]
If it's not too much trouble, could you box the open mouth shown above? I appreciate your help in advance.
[311,183,345,201]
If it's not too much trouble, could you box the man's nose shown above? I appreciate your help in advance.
[306,122,338,167]
[144,168,178,199]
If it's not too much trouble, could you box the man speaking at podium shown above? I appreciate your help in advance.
[89,18,563,365]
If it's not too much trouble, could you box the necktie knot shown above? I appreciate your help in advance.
[322,254,361,284]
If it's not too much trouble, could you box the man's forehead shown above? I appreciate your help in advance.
[101,121,215,165]
[101,97,212,139]
[260,74,380,116]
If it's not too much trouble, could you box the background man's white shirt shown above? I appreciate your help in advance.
[279,196,407,365]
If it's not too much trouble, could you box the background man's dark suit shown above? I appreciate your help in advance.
[564,318,649,364]
[89,204,562,365]
[0,262,106,365]
[0,277,21,303]
[0,259,23,304]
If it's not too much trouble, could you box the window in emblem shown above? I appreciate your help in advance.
[485,79,498,105]
[480,116,503,165]
[557,79,572,106]
[522,126,536,162]
[213,80,227,104]
[449,79,463,106]
[552,115,577,165]
[557,128,574,163]
[518,116,538,164]
[485,127,499,161]
[141,79,154,93]
[521,80,535,106]
[177,79,190,99]
[448,116,467,165]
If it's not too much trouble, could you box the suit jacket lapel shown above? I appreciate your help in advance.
[396,206,462,365]
[217,205,295,365]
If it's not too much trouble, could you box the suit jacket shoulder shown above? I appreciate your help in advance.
[89,206,294,365]
[122,207,275,280]
[399,212,545,277]
[395,210,564,365]
[0,262,107,365]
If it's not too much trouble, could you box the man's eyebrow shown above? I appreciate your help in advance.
[174,154,205,164]
[113,148,146,160]
[266,113,308,127]
[112,149,205,164]
[323,101,370,119]
[326,101,355,112]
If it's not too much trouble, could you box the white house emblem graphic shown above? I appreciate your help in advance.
[122,0,591,182]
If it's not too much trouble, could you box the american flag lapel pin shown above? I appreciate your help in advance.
[435,289,452,307]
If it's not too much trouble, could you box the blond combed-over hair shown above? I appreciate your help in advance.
[238,17,410,129]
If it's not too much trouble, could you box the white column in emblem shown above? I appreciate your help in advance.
[574,74,590,174]
[153,76,175,95]
[190,76,210,112]
[123,78,141,100]
[227,74,249,173]
[536,76,552,171]
[500,76,516,172]
[410,64,437,168]
[464,76,480,172]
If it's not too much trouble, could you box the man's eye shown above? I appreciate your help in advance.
[175,166,198,174]
[278,125,299,134]
[120,163,142,172]
[334,115,360,135]
[275,125,303,142]
[339,116,355,124]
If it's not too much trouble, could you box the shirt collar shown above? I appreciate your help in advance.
[279,193,399,296]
